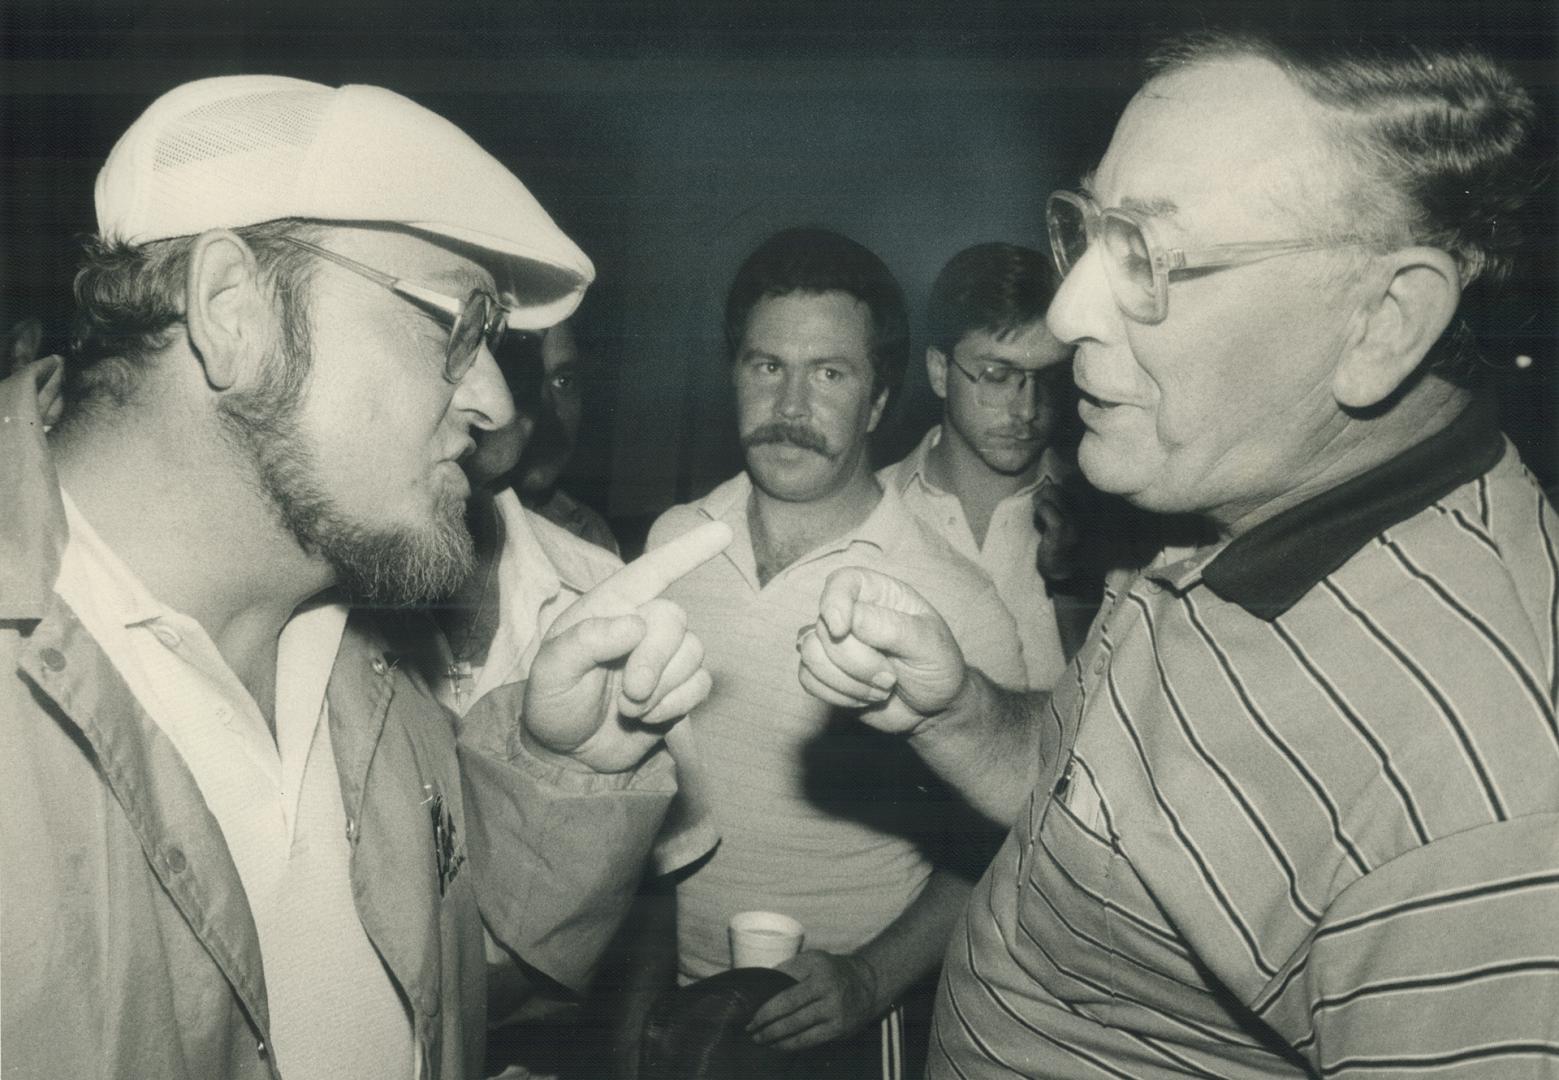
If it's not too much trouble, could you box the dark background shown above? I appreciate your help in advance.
[4,0,1556,543]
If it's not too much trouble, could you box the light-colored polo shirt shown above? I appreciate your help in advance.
[932,407,1559,1077]
[880,426,1066,691]
[54,494,414,1080]
[649,473,1026,981]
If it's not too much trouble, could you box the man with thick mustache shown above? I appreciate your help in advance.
[0,75,727,1080]
[637,228,1024,1076]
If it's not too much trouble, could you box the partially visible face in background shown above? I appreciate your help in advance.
[467,319,584,497]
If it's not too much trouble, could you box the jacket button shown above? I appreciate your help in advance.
[257,1040,267,1059]
[39,648,66,671]
[371,656,389,676]
[165,847,187,873]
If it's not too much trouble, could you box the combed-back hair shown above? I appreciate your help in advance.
[1147,29,1540,385]
[66,218,320,416]
[926,242,1059,358]
[724,226,910,400]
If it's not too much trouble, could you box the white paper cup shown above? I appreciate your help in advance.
[728,910,804,969]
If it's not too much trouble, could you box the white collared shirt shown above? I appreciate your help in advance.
[53,493,414,1080]
[879,425,1067,691]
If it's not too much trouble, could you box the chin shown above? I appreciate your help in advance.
[977,448,1044,476]
[1078,437,1154,499]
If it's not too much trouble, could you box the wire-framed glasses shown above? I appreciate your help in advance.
[946,355,1071,410]
[1045,190,1385,324]
[279,236,510,383]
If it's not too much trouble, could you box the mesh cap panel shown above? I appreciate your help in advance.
[153,90,327,169]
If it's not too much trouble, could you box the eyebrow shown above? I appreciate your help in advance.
[741,347,861,364]
[1077,170,1180,220]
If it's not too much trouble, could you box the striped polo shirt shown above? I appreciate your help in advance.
[932,404,1559,1078]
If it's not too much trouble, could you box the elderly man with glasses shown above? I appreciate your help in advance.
[797,28,1559,1079]
[0,75,728,1080]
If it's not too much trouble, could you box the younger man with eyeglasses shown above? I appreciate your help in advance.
[879,243,1075,688]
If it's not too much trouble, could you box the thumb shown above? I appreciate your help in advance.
[844,599,921,657]
[538,613,647,682]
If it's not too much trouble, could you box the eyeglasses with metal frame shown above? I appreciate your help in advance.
[279,236,511,383]
[945,353,1072,410]
[1045,190,1387,324]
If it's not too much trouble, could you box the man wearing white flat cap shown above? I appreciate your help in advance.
[0,75,729,1080]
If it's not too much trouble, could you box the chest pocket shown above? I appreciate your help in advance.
[1012,753,1123,1014]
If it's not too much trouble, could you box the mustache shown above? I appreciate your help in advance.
[741,421,836,458]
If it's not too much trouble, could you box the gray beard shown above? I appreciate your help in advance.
[216,344,474,607]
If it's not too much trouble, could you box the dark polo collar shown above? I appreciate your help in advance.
[1201,401,1506,620]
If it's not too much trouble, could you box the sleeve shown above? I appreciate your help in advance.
[1258,813,1559,1076]
[456,679,678,994]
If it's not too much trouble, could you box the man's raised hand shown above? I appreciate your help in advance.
[523,520,732,772]
[796,566,967,736]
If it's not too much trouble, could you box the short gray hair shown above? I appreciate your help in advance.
[1148,30,1539,385]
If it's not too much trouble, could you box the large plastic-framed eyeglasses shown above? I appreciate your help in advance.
[279,236,509,383]
[946,355,1070,410]
[1045,190,1384,324]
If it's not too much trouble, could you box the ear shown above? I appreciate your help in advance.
[866,381,890,434]
[184,229,271,392]
[1332,246,1461,409]
[925,346,949,401]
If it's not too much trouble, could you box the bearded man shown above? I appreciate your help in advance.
[0,75,727,1080]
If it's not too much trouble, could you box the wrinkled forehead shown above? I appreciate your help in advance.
[1090,56,1339,236]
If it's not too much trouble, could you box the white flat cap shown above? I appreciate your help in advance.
[95,75,594,330]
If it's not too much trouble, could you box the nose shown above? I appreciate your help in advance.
[775,369,811,419]
[454,343,518,434]
[1045,244,1116,349]
[1007,379,1039,422]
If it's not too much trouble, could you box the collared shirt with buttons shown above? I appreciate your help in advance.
[0,361,684,1080]
[931,406,1559,1077]
[54,492,416,1080]
[880,425,1067,691]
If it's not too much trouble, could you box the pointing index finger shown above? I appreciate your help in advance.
[558,521,733,629]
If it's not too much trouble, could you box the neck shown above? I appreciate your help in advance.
[1216,383,1473,541]
[53,413,333,701]
[926,422,1041,547]
[747,466,882,585]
